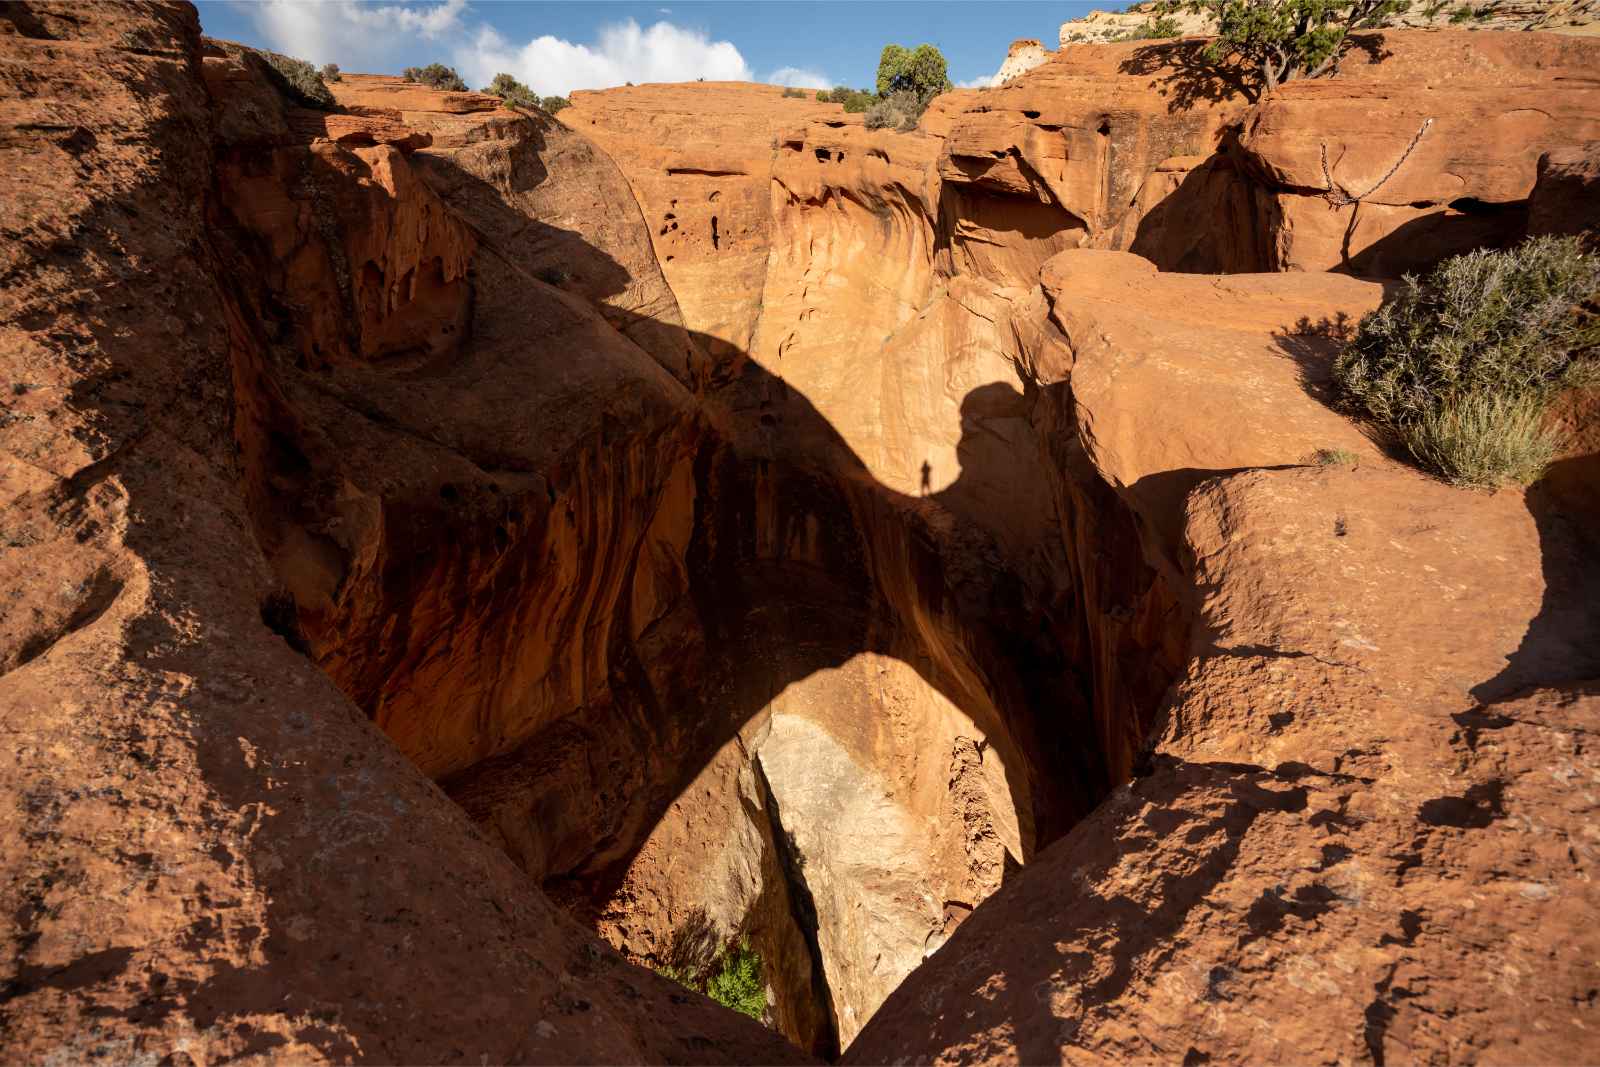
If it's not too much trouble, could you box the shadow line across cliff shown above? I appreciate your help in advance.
[412,146,1117,881]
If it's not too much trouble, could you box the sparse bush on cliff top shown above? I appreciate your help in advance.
[403,62,467,91]
[1122,14,1186,38]
[486,71,540,109]
[864,90,925,132]
[260,50,335,109]
[484,73,570,114]
[319,62,341,82]
[818,85,876,111]
[1333,235,1600,487]
[781,86,807,98]
[1152,0,1410,93]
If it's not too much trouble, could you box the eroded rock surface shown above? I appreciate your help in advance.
[849,250,1600,1065]
[4,3,1598,1064]
[0,5,802,1063]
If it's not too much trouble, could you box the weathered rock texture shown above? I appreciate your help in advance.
[939,30,1600,277]
[559,83,847,365]
[4,3,1599,1064]
[995,39,1050,84]
[1056,0,1600,46]
[848,252,1600,1065]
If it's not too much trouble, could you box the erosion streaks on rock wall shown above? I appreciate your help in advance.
[849,253,1600,1066]
[0,5,804,1063]
[5,3,1600,1063]
[560,83,848,364]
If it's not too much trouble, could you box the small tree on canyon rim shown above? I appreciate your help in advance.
[875,43,953,103]
[1153,0,1410,93]
[402,62,467,92]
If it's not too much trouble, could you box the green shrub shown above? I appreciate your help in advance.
[485,71,540,109]
[1332,235,1600,487]
[652,932,767,1023]
[781,86,806,98]
[864,89,925,132]
[1127,14,1185,38]
[1399,393,1562,488]
[403,63,467,91]
[261,50,335,109]
[705,940,766,1021]
[319,62,341,82]
[876,43,953,102]
[541,94,571,114]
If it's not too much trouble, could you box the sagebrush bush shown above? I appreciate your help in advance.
[1400,393,1562,488]
[319,62,341,82]
[1333,235,1600,487]
[262,50,335,108]
[864,89,924,132]
[820,85,876,112]
[403,63,467,91]
[486,71,539,109]
[541,94,571,114]
[781,86,806,98]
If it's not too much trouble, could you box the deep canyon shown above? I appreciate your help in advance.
[3,2,1600,1064]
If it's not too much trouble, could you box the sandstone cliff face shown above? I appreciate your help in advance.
[4,4,1599,1064]
[1056,0,1600,46]
[559,83,847,366]
[849,252,1600,1065]
[0,5,804,1063]
[937,31,1600,277]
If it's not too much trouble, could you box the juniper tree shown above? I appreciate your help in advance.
[1154,0,1409,92]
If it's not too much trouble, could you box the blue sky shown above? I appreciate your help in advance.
[195,1,1122,96]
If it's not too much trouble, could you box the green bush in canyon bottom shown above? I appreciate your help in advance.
[656,939,768,1021]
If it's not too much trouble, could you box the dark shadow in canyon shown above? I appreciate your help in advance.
[1472,453,1600,702]
[198,140,1131,1058]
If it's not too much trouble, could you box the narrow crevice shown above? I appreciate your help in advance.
[753,753,842,1061]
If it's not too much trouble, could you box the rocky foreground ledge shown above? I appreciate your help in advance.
[2,2,1598,1064]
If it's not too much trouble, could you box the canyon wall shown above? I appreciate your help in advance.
[3,3,1598,1064]
[0,5,801,1063]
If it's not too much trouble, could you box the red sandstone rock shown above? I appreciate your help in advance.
[5,3,1600,1064]
[0,5,805,1063]
[1529,141,1600,240]
[847,250,1600,1064]
[558,82,847,362]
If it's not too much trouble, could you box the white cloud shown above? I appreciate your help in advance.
[767,66,830,89]
[248,0,466,68]
[244,3,752,98]
[956,72,1000,89]
[455,18,752,97]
